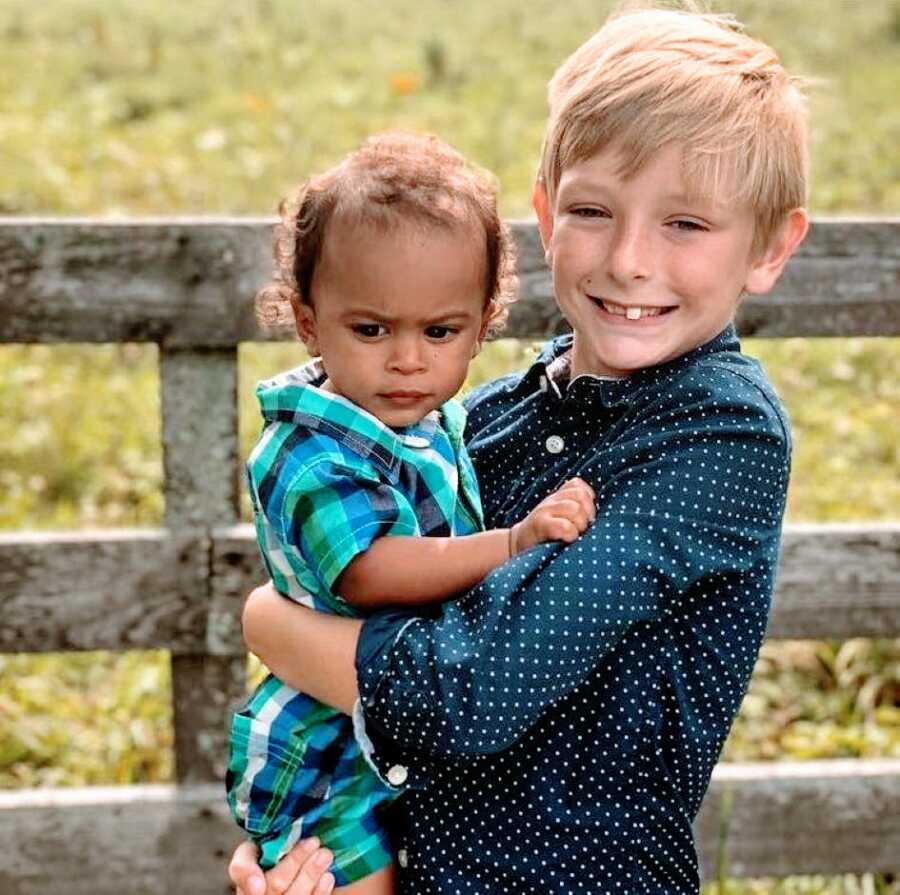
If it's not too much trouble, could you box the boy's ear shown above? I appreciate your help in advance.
[293,301,320,355]
[532,179,555,267]
[744,208,810,295]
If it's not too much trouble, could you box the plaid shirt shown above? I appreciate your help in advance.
[228,358,483,879]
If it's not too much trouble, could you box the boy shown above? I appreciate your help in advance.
[232,5,810,892]
[226,132,595,893]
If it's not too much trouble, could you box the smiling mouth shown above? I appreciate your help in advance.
[589,296,677,320]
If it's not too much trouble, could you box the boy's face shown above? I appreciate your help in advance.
[535,143,806,379]
[295,217,489,428]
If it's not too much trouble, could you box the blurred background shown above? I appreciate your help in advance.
[1,1,898,892]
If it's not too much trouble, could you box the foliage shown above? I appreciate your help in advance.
[0,0,898,218]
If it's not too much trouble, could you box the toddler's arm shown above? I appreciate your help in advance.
[336,477,595,609]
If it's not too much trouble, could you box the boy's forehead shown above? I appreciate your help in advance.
[555,141,745,209]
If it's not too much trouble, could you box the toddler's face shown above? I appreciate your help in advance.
[296,218,488,428]
[537,142,795,379]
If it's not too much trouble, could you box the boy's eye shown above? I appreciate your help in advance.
[669,219,708,232]
[352,323,387,338]
[424,325,456,340]
[571,206,609,219]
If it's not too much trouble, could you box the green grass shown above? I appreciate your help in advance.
[1,0,899,218]
[1,2,898,890]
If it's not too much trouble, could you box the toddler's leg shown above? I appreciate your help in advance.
[336,862,395,894]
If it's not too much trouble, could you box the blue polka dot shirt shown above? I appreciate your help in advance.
[355,325,791,893]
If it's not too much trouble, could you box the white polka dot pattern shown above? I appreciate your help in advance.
[356,327,791,893]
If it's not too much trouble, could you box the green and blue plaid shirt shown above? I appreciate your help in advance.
[227,358,484,880]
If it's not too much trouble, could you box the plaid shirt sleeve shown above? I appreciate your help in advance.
[276,459,422,593]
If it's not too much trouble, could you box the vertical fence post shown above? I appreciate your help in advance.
[160,345,245,782]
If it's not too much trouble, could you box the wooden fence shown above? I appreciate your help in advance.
[0,218,898,894]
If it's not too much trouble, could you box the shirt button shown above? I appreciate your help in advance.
[403,435,430,449]
[387,764,408,786]
[545,435,565,454]
[397,848,409,868]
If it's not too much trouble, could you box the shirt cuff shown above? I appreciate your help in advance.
[353,610,436,790]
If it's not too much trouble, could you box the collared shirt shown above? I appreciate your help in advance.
[355,326,791,894]
[247,358,484,613]
[231,359,485,857]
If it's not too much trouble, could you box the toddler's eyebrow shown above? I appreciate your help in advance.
[341,307,479,324]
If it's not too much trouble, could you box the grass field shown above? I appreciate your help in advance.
[1,1,899,890]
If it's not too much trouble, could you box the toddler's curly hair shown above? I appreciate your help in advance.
[257,131,517,338]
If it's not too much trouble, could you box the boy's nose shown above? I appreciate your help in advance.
[606,223,651,283]
[387,336,428,374]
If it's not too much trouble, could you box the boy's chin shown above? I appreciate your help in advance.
[575,337,688,378]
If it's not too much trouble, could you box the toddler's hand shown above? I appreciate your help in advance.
[510,477,595,555]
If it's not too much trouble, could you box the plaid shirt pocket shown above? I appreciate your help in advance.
[226,675,347,838]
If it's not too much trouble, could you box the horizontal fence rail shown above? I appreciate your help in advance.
[1,218,900,344]
[3,759,900,892]
[2,523,899,654]
[1,217,898,891]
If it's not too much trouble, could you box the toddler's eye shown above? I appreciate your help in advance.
[352,323,387,338]
[425,325,456,340]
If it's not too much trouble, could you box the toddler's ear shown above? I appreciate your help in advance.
[745,208,809,295]
[293,302,320,355]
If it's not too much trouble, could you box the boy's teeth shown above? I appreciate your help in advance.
[599,299,663,320]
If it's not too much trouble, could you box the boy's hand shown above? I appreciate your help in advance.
[228,838,335,895]
[510,477,596,555]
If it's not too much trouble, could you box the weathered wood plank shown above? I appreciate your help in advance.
[0,219,271,347]
[2,523,898,652]
[170,654,247,783]
[1,760,897,893]
[0,784,241,895]
[161,346,245,782]
[212,522,900,642]
[0,529,210,654]
[696,760,900,878]
[774,523,900,639]
[1,218,898,344]
[161,347,240,530]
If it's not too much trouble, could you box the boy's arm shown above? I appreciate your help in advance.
[351,367,791,769]
[245,367,788,769]
[336,477,595,609]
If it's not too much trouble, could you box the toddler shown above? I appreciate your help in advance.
[226,132,595,893]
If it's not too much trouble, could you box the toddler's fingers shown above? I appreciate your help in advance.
[559,477,595,497]
[543,498,592,531]
[544,516,581,543]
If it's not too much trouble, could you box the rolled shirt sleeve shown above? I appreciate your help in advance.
[354,362,790,786]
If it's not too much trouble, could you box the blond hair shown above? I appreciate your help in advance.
[257,131,517,338]
[539,4,809,254]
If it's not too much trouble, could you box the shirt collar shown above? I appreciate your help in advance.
[517,324,741,406]
[256,358,453,463]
